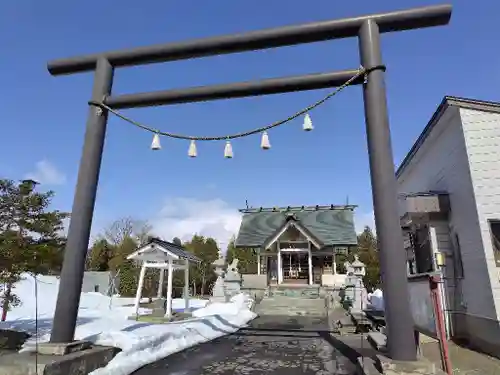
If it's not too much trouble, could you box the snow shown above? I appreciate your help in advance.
[0,274,257,375]
[367,288,384,310]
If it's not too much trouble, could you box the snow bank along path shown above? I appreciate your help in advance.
[0,274,257,375]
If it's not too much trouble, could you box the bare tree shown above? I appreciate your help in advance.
[104,217,153,246]
[135,221,153,246]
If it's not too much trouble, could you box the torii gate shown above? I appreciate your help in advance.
[47,4,452,361]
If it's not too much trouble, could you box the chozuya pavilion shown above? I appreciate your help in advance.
[235,204,358,286]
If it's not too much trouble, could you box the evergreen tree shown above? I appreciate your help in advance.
[354,226,380,291]
[87,238,114,271]
[184,235,219,296]
[114,236,140,296]
[226,237,258,274]
[0,179,68,320]
[118,259,138,297]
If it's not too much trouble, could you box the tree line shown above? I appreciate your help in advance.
[88,222,381,298]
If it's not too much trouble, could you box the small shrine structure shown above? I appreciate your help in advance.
[127,237,201,317]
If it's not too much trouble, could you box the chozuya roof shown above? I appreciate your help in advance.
[128,237,201,263]
[235,205,358,248]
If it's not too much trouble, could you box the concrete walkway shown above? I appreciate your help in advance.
[420,339,500,375]
[132,315,375,375]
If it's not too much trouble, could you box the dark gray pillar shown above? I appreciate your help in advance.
[50,58,114,343]
[358,20,417,361]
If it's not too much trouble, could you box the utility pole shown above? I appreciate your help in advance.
[46,4,452,361]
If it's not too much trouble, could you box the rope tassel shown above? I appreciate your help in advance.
[261,131,271,150]
[188,140,197,157]
[151,133,161,150]
[303,113,313,131]
[224,140,233,158]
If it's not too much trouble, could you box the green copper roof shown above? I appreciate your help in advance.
[235,208,358,248]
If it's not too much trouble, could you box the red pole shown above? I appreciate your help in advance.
[1,308,7,322]
[429,275,453,375]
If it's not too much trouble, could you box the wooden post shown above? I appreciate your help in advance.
[257,249,261,275]
[134,264,147,317]
[184,259,190,312]
[333,248,337,275]
[157,268,165,299]
[308,242,313,285]
[165,259,174,318]
[277,242,282,284]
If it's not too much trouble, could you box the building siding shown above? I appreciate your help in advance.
[82,271,119,296]
[397,105,498,320]
[461,108,500,318]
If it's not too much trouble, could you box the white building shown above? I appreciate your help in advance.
[396,96,500,357]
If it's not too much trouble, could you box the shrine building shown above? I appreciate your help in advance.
[234,205,358,286]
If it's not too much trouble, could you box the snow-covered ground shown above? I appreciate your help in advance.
[0,274,257,375]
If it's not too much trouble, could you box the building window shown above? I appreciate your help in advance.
[414,225,434,273]
[488,220,500,267]
[453,234,464,278]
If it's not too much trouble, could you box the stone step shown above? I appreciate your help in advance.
[261,296,325,303]
[258,301,326,311]
[367,331,387,352]
[257,310,326,317]
[268,286,321,298]
[256,296,327,317]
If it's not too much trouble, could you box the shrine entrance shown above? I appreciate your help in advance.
[281,250,309,284]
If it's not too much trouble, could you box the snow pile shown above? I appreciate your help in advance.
[367,288,384,310]
[193,293,253,318]
[0,274,256,375]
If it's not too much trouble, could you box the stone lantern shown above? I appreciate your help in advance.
[352,255,366,277]
[210,258,227,302]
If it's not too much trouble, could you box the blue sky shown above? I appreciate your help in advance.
[1,0,499,247]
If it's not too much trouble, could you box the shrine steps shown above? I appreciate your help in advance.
[267,284,321,298]
[256,295,327,317]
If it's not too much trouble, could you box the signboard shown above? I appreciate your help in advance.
[407,274,437,338]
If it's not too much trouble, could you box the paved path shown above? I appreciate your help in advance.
[421,339,500,375]
[132,315,374,375]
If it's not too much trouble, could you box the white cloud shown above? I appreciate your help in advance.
[25,160,66,186]
[150,197,242,252]
[355,210,375,234]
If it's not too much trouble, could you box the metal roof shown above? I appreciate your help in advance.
[396,96,500,178]
[149,237,201,263]
[235,208,358,248]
